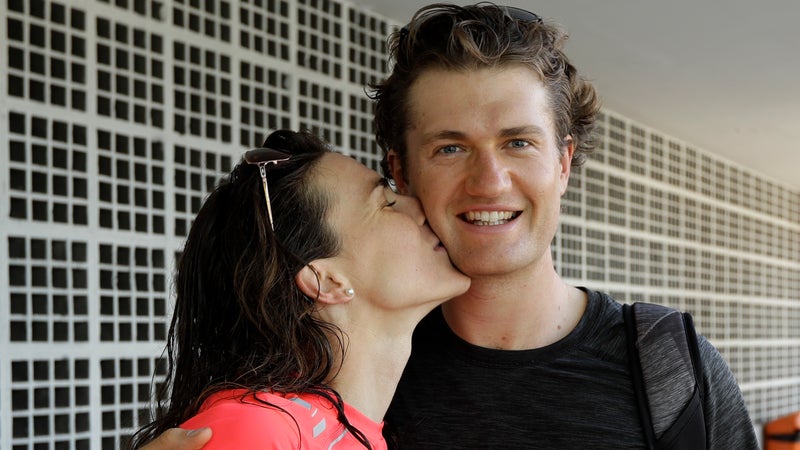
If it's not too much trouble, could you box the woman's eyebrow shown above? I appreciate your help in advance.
[367,175,386,199]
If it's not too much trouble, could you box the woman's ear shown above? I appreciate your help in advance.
[387,150,410,194]
[295,261,353,305]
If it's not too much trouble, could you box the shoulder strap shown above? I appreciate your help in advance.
[623,303,657,449]
[682,312,705,402]
[623,302,707,450]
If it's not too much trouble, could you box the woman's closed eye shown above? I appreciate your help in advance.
[379,178,397,207]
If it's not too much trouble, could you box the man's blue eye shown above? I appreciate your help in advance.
[510,140,528,148]
[440,145,460,154]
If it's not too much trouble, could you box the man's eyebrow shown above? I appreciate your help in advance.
[499,125,547,138]
[419,126,546,144]
[419,130,467,144]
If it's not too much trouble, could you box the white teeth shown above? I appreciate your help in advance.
[464,211,515,226]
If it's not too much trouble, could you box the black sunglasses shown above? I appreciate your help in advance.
[400,5,542,37]
[504,6,543,24]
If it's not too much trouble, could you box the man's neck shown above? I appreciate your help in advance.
[441,266,587,350]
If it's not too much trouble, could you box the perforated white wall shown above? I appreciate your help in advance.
[1,1,798,448]
[560,112,800,430]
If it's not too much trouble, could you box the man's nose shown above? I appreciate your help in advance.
[465,150,512,197]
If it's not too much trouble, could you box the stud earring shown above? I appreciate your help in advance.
[345,288,355,297]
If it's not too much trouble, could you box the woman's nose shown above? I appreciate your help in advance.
[395,194,427,226]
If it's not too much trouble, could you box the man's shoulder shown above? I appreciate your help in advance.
[573,287,626,343]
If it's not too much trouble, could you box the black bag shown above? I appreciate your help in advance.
[623,302,707,449]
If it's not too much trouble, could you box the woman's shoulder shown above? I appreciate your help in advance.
[180,390,303,449]
[181,389,387,450]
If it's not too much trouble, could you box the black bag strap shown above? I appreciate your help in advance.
[623,303,657,449]
[623,302,707,450]
[683,312,705,402]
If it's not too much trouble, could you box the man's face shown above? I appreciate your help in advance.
[389,66,573,280]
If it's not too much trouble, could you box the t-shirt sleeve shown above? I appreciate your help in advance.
[181,399,300,449]
[697,335,759,449]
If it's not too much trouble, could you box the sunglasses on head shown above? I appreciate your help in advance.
[244,147,292,231]
[400,5,542,37]
[504,6,543,24]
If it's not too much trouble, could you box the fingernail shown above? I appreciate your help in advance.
[186,428,204,437]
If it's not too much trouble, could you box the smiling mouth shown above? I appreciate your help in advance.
[460,211,520,226]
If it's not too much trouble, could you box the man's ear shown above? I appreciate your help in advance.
[295,261,353,305]
[559,136,575,195]
[387,150,410,194]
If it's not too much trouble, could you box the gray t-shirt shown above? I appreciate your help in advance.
[384,289,758,449]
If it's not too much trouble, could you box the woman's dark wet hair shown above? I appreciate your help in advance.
[130,130,374,449]
[371,2,602,182]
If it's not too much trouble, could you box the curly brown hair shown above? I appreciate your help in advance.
[370,2,602,181]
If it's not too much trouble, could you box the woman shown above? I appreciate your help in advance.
[130,130,470,449]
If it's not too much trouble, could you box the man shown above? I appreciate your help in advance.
[144,4,757,449]
[372,4,756,448]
